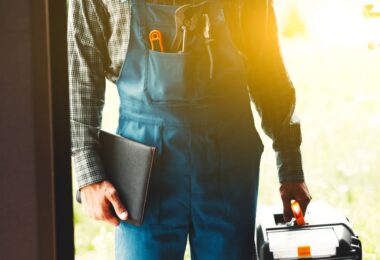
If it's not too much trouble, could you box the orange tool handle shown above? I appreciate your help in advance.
[149,30,164,52]
[291,200,306,225]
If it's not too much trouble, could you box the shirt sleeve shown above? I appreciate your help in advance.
[242,0,305,182]
[68,0,110,189]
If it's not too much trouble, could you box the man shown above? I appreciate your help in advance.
[69,0,312,259]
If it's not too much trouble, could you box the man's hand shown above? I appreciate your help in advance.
[80,180,128,226]
[280,181,312,222]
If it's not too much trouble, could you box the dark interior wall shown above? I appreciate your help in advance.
[0,0,55,259]
[0,0,73,259]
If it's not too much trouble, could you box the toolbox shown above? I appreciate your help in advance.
[255,201,362,260]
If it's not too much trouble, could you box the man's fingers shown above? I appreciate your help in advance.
[89,207,120,226]
[297,196,311,216]
[106,188,128,221]
[295,185,312,214]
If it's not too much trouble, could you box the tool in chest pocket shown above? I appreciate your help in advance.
[149,30,165,52]
[171,2,208,52]
[148,1,215,78]
[202,12,214,79]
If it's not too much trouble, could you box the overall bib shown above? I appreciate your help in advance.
[115,1,264,259]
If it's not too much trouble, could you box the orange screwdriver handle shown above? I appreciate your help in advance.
[149,30,164,52]
[291,200,306,225]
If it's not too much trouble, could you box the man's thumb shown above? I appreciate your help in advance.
[107,190,128,220]
[282,198,292,222]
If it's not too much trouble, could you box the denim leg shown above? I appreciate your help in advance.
[115,222,188,260]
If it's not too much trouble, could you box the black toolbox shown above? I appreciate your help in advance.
[255,201,362,260]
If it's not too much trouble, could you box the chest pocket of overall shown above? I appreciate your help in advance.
[142,2,247,105]
[146,49,209,104]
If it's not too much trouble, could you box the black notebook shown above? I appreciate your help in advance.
[77,130,157,226]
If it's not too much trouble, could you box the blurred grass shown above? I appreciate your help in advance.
[74,0,380,259]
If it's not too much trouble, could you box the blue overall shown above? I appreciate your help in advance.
[115,1,264,259]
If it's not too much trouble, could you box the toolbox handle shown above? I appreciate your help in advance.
[291,200,306,225]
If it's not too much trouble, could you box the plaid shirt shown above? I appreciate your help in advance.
[68,0,305,189]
